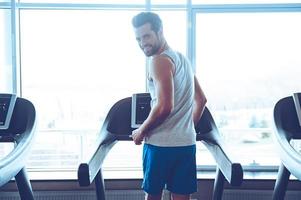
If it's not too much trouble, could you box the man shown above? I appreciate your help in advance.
[131,12,207,200]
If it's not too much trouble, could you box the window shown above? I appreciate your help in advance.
[20,10,146,170]
[20,9,189,172]
[3,2,301,177]
[195,12,301,166]
[0,9,12,93]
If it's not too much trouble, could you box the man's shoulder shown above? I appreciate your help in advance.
[151,54,174,66]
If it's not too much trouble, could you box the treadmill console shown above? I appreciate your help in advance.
[293,93,301,127]
[0,94,17,130]
[131,93,151,128]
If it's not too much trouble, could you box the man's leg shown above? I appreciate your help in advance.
[145,192,163,200]
[166,145,197,198]
[142,145,167,199]
[171,193,190,200]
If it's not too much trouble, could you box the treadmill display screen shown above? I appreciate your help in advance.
[131,93,151,128]
[0,94,17,130]
[293,93,301,127]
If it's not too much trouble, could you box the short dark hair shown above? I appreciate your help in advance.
[132,12,162,32]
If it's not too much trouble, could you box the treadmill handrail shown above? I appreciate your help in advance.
[0,98,36,187]
[196,107,243,186]
[78,132,117,186]
[78,97,133,186]
[201,137,243,186]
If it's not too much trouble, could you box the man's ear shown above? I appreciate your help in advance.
[158,27,163,35]
[157,27,163,38]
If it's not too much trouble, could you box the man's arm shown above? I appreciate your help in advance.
[193,75,207,125]
[132,55,174,145]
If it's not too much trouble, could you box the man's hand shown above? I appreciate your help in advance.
[131,128,146,145]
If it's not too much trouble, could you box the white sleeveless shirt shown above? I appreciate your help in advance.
[145,49,196,147]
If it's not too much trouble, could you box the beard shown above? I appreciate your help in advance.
[142,43,161,57]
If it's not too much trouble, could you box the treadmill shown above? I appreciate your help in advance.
[77,93,243,200]
[0,93,37,200]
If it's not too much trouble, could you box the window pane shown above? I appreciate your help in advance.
[0,9,12,93]
[192,0,301,4]
[195,12,301,166]
[20,10,146,171]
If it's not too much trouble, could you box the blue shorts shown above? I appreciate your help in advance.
[142,143,197,195]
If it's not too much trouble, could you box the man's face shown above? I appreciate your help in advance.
[134,23,162,57]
